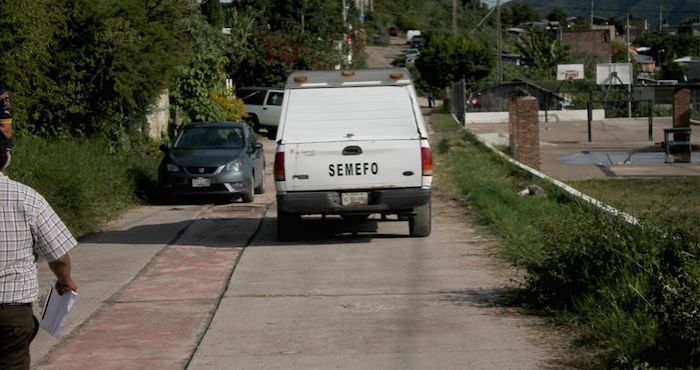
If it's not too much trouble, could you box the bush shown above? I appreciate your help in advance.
[7,135,161,236]
[211,91,248,121]
[531,209,700,369]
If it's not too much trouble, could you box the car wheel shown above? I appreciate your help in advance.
[266,127,277,140]
[277,209,300,241]
[241,176,254,203]
[254,168,266,194]
[409,200,431,237]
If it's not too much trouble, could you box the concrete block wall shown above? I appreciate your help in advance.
[673,88,691,128]
[509,96,541,170]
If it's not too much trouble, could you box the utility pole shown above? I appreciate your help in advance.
[659,6,663,32]
[626,14,632,118]
[590,0,594,27]
[452,0,457,34]
[496,0,502,82]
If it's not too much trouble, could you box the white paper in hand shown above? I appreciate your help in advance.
[39,287,78,337]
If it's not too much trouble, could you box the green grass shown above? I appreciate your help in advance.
[6,135,162,237]
[569,178,700,238]
[431,113,700,370]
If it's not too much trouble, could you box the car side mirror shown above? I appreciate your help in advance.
[159,144,170,153]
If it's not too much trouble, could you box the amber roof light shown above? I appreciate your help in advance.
[390,72,404,80]
[294,76,308,83]
[341,70,355,77]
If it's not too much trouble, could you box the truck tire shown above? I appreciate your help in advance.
[409,200,431,237]
[277,210,300,241]
[246,115,260,132]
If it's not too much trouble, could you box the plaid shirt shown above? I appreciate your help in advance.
[0,172,77,303]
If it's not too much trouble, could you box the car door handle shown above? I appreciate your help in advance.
[342,146,362,155]
[263,107,267,110]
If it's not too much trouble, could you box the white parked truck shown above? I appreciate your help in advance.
[273,68,432,240]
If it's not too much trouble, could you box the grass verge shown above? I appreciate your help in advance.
[7,135,162,237]
[431,112,700,369]
[569,178,700,239]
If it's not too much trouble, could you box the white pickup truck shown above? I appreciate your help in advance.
[238,87,284,138]
[273,68,432,240]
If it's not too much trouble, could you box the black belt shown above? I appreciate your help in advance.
[0,302,31,307]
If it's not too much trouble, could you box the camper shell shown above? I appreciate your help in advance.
[273,68,432,239]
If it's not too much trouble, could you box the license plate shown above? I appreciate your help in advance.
[192,177,211,187]
[341,192,368,206]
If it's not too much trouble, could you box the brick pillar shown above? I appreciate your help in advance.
[673,88,691,128]
[671,88,692,162]
[508,95,518,152]
[509,96,541,170]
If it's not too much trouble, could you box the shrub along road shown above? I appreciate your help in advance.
[30,108,569,369]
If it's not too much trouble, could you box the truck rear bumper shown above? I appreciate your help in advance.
[277,188,431,214]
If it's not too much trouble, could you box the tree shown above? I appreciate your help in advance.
[0,0,198,137]
[547,7,568,28]
[516,31,569,79]
[201,0,224,29]
[0,0,61,135]
[51,0,197,135]
[414,35,493,88]
[501,4,541,27]
[171,14,229,122]
[231,31,340,88]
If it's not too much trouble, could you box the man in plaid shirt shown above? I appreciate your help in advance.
[0,133,77,369]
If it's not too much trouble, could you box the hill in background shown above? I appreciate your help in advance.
[505,0,699,29]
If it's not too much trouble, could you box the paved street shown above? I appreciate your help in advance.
[29,108,567,369]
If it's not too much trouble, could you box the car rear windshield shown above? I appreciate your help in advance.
[174,127,244,149]
[282,85,420,142]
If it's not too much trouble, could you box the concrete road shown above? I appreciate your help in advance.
[29,114,565,368]
[366,36,406,68]
[187,198,559,370]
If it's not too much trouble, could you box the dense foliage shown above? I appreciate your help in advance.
[515,31,570,79]
[414,35,493,88]
[0,0,196,137]
[222,0,346,88]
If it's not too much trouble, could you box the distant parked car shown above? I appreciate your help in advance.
[158,121,266,202]
[370,34,388,45]
[388,26,399,36]
[466,92,481,108]
[410,36,426,50]
[406,29,421,44]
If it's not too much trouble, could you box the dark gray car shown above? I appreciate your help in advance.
[158,121,265,202]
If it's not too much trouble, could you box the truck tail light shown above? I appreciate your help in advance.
[274,151,285,181]
[421,147,433,176]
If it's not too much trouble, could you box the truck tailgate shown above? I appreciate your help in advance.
[286,140,422,191]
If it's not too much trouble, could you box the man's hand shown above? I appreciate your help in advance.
[48,254,77,295]
[55,278,77,295]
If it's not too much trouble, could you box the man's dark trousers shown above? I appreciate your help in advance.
[0,305,38,370]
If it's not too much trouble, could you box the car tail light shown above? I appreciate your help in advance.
[421,147,433,176]
[274,151,285,181]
